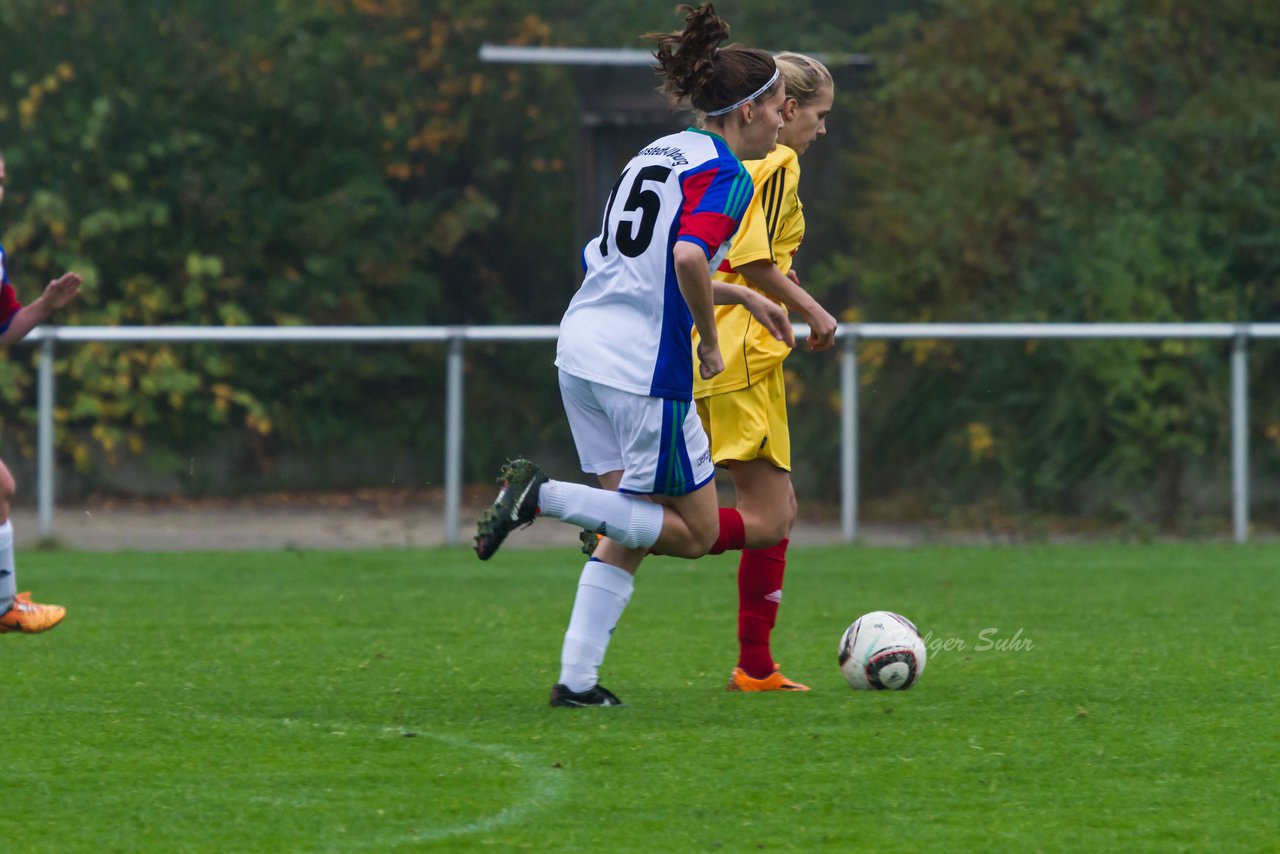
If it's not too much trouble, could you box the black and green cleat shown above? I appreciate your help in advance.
[474,458,549,560]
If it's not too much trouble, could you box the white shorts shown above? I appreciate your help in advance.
[558,370,714,497]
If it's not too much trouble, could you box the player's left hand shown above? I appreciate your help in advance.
[804,304,838,352]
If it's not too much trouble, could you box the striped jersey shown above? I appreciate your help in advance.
[0,244,22,334]
[693,144,804,398]
[556,128,754,401]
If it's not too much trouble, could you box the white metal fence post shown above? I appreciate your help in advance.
[37,335,56,540]
[1231,330,1249,544]
[840,329,859,543]
[444,331,465,547]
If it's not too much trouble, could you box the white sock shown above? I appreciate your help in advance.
[0,520,15,614]
[559,560,635,693]
[538,481,664,549]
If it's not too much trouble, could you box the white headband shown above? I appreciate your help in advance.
[704,67,781,117]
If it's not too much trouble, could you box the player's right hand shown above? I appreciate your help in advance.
[697,339,724,380]
[43,272,82,311]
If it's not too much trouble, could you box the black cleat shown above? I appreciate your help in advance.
[474,458,549,560]
[549,683,625,708]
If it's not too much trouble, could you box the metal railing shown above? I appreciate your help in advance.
[22,322,1280,545]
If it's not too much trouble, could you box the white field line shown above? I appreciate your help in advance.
[47,706,567,847]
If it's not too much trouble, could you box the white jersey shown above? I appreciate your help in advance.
[556,128,754,401]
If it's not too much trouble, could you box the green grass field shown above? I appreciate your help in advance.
[6,543,1278,852]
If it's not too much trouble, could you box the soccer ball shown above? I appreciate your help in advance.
[838,611,928,691]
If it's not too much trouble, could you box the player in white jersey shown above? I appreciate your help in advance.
[474,4,791,707]
[559,126,759,402]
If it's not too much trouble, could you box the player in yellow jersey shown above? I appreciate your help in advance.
[692,53,839,692]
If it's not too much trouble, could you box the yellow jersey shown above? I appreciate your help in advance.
[693,144,803,398]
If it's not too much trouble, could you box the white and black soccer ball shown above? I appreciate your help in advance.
[838,610,928,691]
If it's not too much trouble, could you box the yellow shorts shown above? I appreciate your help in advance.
[695,364,791,471]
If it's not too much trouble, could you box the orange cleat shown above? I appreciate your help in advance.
[725,666,810,692]
[0,591,67,634]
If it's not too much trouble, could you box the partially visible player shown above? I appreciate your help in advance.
[0,150,81,635]
[692,53,839,691]
[474,4,790,707]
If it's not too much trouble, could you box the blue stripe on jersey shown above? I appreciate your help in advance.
[656,399,695,496]
[648,140,747,400]
[650,211,694,399]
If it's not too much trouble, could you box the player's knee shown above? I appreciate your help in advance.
[783,492,798,534]
[670,535,712,559]
[701,507,728,553]
[667,519,717,558]
[757,498,796,545]
[761,514,792,547]
[693,523,717,556]
[766,486,798,539]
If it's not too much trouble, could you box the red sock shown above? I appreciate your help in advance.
[708,508,746,555]
[737,538,788,679]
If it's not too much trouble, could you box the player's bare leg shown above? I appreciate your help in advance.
[723,458,796,548]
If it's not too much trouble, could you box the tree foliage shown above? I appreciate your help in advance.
[798,0,1280,530]
[2,0,579,490]
[1,0,1277,530]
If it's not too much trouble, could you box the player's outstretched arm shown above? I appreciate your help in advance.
[0,272,82,346]
[734,259,837,351]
